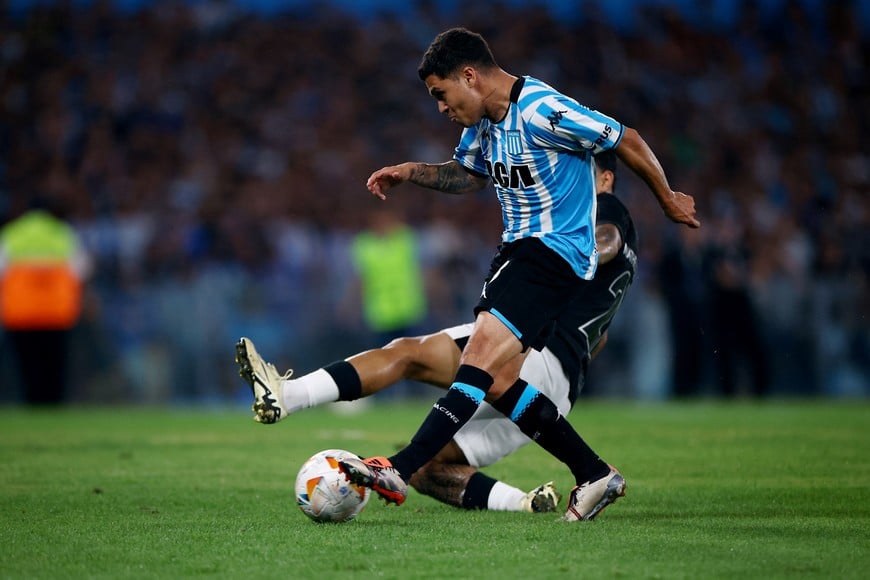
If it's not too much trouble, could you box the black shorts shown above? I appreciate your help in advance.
[474,237,587,351]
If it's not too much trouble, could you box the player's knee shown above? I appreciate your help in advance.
[383,336,415,353]
[381,336,421,371]
[383,335,429,380]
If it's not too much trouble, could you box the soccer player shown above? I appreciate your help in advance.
[237,152,638,517]
[342,27,697,521]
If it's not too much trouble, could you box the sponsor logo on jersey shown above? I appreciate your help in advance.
[594,125,613,146]
[485,160,536,189]
[547,109,567,131]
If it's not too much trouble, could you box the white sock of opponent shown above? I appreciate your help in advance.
[281,368,340,413]
[487,481,527,512]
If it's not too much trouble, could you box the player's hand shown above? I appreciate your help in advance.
[663,191,700,228]
[366,164,412,200]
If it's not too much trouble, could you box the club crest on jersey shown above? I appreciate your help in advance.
[506,130,523,155]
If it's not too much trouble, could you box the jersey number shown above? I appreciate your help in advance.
[579,271,632,355]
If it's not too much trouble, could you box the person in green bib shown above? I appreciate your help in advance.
[350,208,428,398]
[351,208,427,337]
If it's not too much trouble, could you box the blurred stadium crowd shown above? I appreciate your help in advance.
[0,0,867,403]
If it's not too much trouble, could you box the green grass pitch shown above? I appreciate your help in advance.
[1,401,868,579]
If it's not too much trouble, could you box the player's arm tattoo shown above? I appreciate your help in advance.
[410,160,489,194]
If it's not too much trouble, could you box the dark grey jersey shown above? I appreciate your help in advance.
[548,193,638,404]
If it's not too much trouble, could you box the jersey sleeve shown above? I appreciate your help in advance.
[453,125,489,177]
[526,93,623,154]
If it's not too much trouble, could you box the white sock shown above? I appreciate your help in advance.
[281,368,340,413]
[486,481,526,512]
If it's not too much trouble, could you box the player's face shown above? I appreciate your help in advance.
[424,72,484,127]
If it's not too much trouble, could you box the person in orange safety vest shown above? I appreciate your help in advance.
[1,201,92,404]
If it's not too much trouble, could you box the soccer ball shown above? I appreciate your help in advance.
[295,449,370,523]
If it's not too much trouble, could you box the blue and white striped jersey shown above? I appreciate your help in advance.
[453,76,623,279]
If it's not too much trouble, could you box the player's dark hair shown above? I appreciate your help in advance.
[593,150,618,192]
[418,27,498,81]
